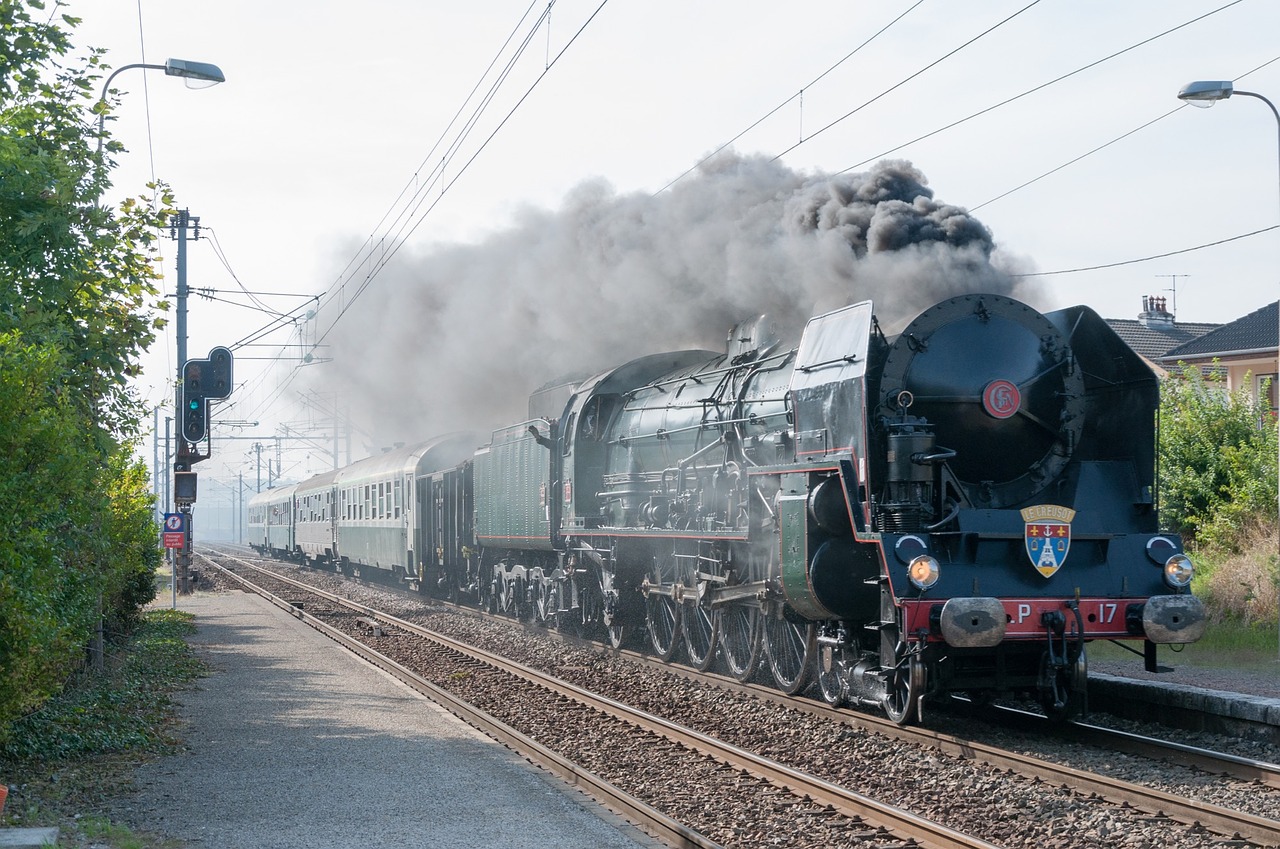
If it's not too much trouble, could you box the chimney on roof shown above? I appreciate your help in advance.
[1139,294,1175,329]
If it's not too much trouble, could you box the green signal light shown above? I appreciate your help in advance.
[189,400,200,410]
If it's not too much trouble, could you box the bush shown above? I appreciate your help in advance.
[1192,516,1279,627]
[0,334,159,741]
[1158,364,1278,549]
[0,336,101,732]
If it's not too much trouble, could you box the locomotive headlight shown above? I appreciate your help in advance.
[1163,553,1195,589]
[908,555,940,590]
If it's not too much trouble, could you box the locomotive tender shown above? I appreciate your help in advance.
[248,292,1205,724]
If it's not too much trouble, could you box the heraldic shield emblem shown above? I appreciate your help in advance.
[1020,504,1076,578]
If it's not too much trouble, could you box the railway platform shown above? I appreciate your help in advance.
[122,590,661,849]
[1090,670,1280,744]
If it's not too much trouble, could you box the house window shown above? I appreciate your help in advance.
[1256,373,1278,415]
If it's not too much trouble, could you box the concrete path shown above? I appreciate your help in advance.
[123,590,660,849]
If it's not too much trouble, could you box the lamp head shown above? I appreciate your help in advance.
[164,58,226,89]
[1178,80,1233,104]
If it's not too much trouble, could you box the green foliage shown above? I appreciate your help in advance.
[1,0,174,441]
[0,1,173,738]
[0,335,98,728]
[0,334,162,734]
[1157,364,1279,549]
[0,610,203,762]
[1187,516,1279,630]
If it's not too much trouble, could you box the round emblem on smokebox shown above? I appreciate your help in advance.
[982,379,1021,419]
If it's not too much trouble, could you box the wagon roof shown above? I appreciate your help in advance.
[334,431,479,486]
[246,481,299,509]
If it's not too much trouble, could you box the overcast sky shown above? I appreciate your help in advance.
[69,0,1280,480]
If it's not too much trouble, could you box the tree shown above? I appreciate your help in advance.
[0,0,172,735]
[0,0,172,439]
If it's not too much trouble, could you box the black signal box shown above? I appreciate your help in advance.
[174,471,198,506]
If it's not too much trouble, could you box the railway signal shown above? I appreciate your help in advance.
[180,346,234,443]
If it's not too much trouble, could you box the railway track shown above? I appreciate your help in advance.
[979,703,1280,790]
[612,650,1280,815]
[203,550,1001,849]
[202,547,1280,848]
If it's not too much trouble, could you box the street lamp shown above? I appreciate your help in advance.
[94,58,225,163]
[1177,80,1280,660]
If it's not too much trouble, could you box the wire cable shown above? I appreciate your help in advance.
[1012,225,1279,277]
[319,2,547,300]
[837,0,1247,174]
[655,0,926,195]
[972,53,1280,211]
[311,0,612,349]
[772,0,1044,164]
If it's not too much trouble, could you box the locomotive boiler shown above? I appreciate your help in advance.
[251,292,1206,725]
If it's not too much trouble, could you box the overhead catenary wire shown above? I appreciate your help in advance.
[310,0,612,351]
[153,3,586,433]
[317,1,549,305]
[972,53,1280,212]
[654,0,927,196]
[204,228,283,318]
[770,0,1044,165]
[1012,225,1280,278]
[836,0,1248,175]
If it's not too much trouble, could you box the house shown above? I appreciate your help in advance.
[1158,300,1279,411]
[1104,295,1221,376]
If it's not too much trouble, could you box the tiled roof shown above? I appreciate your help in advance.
[1160,301,1278,360]
[1105,318,1222,360]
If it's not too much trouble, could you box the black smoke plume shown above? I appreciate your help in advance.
[317,153,1034,444]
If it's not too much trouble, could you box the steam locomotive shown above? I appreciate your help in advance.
[248,293,1205,724]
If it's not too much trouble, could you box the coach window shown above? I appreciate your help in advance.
[394,479,402,519]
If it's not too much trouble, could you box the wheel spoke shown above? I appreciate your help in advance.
[682,603,716,671]
[764,614,814,695]
[816,642,848,708]
[646,594,680,661]
[718,605,761,681]
[681,544,718,671]
[883,651,924,726]
[718,543,766,681]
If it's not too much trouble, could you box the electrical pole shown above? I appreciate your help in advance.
[171,211,200,596]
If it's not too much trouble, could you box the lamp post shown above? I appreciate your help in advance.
[91,57,225,626]
[1177,80,1280,660]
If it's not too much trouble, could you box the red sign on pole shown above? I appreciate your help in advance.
[162,513,186,549]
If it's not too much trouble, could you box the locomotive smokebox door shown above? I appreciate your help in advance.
[878,294,1087,509]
